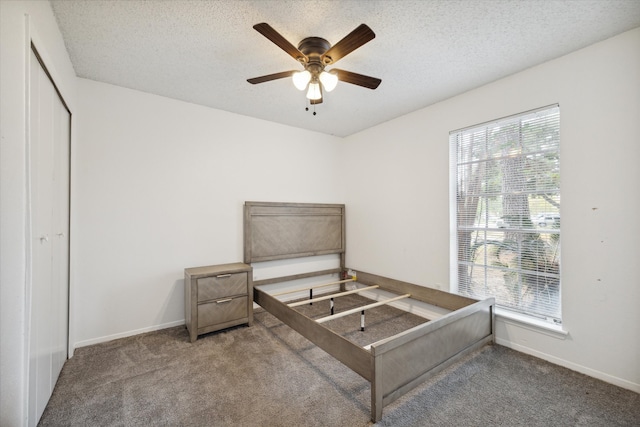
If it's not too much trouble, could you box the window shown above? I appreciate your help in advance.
[450,105,561,324]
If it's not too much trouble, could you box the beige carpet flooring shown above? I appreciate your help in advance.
[39,296,640,426]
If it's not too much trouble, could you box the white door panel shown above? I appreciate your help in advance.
[28,47,70,426]
[52,88,70,381]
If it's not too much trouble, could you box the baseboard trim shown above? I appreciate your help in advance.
[495,337,640,393]
[73,320,186,350]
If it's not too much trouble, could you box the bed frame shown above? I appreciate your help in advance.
[244,201,495,422]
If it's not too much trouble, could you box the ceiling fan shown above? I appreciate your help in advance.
[247,23,382,109]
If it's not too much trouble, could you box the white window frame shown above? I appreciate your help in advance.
[449,105,562,325]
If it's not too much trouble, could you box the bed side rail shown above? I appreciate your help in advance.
[353,270,478,311]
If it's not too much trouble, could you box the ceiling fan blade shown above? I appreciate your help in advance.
[253,23,307,63]
[322,24,375,64]
[247,70,296,84]
[333,69,381,89]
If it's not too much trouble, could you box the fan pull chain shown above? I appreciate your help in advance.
[304,99,318,116]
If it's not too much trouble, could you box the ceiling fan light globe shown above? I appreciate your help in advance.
[306,82,322,100]
[319,71,338,92]
[292,70,311,90]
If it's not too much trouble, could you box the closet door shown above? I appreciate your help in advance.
[28,47,70,426]
[50,58,70,385]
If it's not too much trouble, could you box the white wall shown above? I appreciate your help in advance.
[74,79,342,345]
[0,1,78,425]
[342,28,640,392]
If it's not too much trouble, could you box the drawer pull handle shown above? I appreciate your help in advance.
[216,274,232,278]
[216,298,233,304]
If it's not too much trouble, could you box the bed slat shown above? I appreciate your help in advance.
[287,285,379,307]
[315,294,411,324]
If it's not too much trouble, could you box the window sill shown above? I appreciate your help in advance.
[495,307,569,340]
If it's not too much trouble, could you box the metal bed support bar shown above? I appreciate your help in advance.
[316,294,411,324]
[268,277,355,297]
[287,285,380,307]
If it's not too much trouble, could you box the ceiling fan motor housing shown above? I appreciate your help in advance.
[298,37,331,57]
[298,37,332,75]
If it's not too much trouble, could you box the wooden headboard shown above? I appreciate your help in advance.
[243,202,346,285]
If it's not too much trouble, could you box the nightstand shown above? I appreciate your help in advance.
[184,262,253,342]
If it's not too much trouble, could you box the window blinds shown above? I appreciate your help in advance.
[450,105,561,323]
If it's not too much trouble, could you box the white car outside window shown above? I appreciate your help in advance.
[534,214,560,227]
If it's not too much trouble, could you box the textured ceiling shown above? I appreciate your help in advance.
[51,0,640,137]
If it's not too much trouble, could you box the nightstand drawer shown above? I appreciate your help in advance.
[197,272,247,302]
[197,296,248,328]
